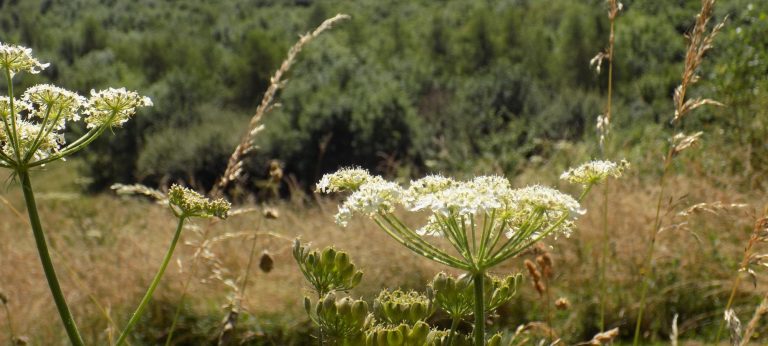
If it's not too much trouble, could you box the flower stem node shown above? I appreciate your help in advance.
[168,185,231,219]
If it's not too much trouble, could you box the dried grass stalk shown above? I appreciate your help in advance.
[212,14,351,196]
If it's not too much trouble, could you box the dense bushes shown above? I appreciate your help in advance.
[0,0,765,192]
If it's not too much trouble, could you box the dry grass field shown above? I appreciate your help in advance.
[0,157,763,345]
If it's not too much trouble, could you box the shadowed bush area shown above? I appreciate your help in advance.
[0,0,765,194]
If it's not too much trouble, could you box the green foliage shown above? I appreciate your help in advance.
[0,0,765,194]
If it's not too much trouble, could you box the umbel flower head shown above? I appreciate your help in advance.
[0,41,152,168]
[560,159,629,186]
[168,185,231,219]
[0,42,49,77]
[84,88,153,129]
[318,164,612,272]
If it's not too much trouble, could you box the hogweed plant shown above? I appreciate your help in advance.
[0,41,151,345]
[316,163,625,345]
[114,185,230,345]
[293,242,515,346]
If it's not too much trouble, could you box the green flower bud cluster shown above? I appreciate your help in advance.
[305,292,371,342]
[293,240,363,295]
[430,272,520,319]
[373,289,435,326]
[484,274,521,312]
[430,273,474,320]
[364,321,432,346]
[167,184,231,219]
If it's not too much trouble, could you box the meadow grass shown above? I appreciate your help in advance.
[0,157,762,344]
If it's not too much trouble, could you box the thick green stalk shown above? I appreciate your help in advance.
[19,170,85,346]
[116,216,187,345]
[473,271,485,346]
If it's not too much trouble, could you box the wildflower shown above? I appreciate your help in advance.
[316,167,382,193]
[83,88,153,129]
[560,159,629,186]
[0,42,49,77]
[2,119,64,161]
[403,174,455,209]
[167,185,230,219]
[23,84,86,125]
[334,180,402,226]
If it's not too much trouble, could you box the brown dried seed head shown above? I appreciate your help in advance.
[259,251,274,273]
[536,253,553,278]
[0,291,7,304]
[534,281,546,295]
[555,297,571,310]
[524,259,541,282]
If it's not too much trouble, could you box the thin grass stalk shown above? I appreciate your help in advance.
[715,214,766,342]
[19,170,85,346]
[116,216,187,346]
[739,292,768,346]
[597,179,612,332]
[632,151,672,346]
[597,0,619,331]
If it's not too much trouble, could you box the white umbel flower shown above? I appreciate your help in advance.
[84,88,152,129]
[317,167,383,193]
[0,42,49,77]
[334,180,403,226]
[23,84,86,125]
[560,160,629,186]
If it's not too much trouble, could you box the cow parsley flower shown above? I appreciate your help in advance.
[334,180,403,226]
[168,185,231,219]
[0,42,49,77]
[403,174,455,210]
[2,119,63,161]
[84,88,153,129]
[317,167,383,193]
[23,84,86,125]
[560,159,629,186]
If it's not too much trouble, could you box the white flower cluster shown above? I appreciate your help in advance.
[317,167,382,193]
[83,88,153,129]
[0,42,152,165]
[23,84,87,126]
[560,159,629,186]
[0,42,49,77]
[319,168,585,239]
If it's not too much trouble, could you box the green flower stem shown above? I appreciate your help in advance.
[23,106,62,163]
[447,316,460,346]
[4,66,21,160]
[373,216,470,270]
[379,214,469,269]
[473,271,485,346]
[19,170,85,346]
[116,216,187,346]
